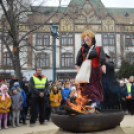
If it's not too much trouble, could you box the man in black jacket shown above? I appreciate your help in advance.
[9,75,25,90]
[101,54,120,109]
[29,68,49,127]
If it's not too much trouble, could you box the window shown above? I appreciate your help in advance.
[110,53,115,62]
[3,33,12,44]
[132,35,134,45]
[68,34,73,45]
[103,34,108,45]
[103,34,115,45]
[4,33,8,43]
[3,53,12,67]
[61,33,74,46]
[37,34,42,46]
[44,35,49,45]
[126,53,134,64]
[37,34,50,46]
[61,53,73,67]
[62,34,67,45]
[126,35,131,45]
[109,34,114,45]
[37,53,49,68]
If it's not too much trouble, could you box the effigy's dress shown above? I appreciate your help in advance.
[76,44,106,102]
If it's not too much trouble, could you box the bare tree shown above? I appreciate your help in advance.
[0,0,64,79]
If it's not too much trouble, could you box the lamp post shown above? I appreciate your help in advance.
[50,24,58,83]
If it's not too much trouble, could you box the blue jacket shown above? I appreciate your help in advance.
[18,89,27,107]
[62,88,71,102]
[120,84,127,99]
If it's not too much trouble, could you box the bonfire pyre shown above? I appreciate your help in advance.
[64,89,100,115]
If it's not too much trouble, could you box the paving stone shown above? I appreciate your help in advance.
[26,127,133,134]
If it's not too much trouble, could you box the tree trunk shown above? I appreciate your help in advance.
[13,59,22,79]
[12,43,22,79]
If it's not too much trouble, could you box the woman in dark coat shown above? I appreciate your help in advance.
[76,30,106,102]
[101,55,120,109]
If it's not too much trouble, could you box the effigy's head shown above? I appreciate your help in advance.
[81,30,95,47]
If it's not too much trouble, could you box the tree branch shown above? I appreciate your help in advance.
[0,34,14,60]
[18,0,63,44]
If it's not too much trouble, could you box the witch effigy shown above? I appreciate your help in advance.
[75,30,106,104]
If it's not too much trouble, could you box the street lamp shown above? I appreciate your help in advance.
[50,24,58,83]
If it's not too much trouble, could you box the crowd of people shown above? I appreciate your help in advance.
[0,68,79,129]
[0,69,134,130]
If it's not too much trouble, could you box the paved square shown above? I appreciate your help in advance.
[0,115,134,134]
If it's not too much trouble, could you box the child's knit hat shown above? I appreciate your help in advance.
[14,82,20,89]
[0,84,10,101]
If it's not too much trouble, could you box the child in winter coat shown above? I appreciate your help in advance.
[62,83,71,104]
[0,84,11,129]
[11,87,23,127]
[50,84,62,113]
[14,82,27,124]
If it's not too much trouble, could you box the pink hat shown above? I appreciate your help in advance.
[0,84,10,101]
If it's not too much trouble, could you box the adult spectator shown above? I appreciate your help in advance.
[55,80,59,85]
[0,79,5,87]
[9,75,25,90]
[29,68,49,127]
[58,82,63,93]
[22,77,27,82]
[120,81,127,112]
[126,76,134,115]
[44,88,51,122]
[23,81,31,118]
[101,54,120,109]
[9,75,19,89]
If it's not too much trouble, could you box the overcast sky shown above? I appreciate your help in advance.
[31,0,134,8]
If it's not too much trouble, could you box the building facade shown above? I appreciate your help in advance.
[0,0,134,81]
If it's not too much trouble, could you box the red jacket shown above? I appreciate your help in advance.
[82,46,100,68]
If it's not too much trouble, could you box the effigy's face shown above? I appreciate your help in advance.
[83,34,92,47]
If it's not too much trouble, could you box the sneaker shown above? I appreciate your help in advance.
[13,125,16,128]
[40,122,46,125]
[17,124,21,127]
[4,126,8,129]
[30,123,34,127]
[45,120,48,122]
[23,122,27,125]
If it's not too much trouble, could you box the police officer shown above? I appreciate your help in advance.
[30,68,49,127]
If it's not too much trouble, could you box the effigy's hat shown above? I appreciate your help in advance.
[105,53,111,58]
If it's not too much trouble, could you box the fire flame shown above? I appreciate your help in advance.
[66,88,94,115]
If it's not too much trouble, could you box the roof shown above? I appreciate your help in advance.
[31,6,66,13]
[107,8,134,24]
[31,0,134,24]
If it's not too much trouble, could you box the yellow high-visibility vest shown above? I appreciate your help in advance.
[33,76,46,89]
[126,82,132,94]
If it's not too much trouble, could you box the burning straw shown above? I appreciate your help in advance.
[64,88,99,115]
